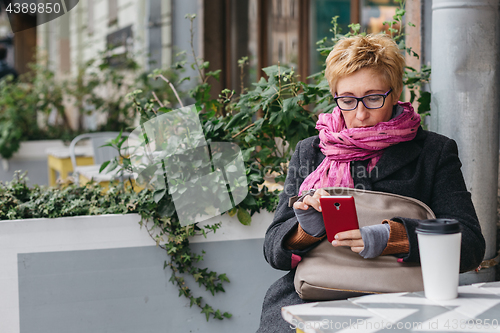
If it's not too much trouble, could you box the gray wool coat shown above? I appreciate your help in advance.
[256,127,486,333]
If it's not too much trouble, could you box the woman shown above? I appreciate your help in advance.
[256,34,485,332]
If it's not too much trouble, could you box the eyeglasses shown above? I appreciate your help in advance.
[334,89,392,111]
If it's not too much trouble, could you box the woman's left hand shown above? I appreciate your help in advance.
[331,229,365,253]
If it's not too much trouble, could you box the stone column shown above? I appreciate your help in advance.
[431,0,500,282]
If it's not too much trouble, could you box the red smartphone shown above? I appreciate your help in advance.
[319,196,360,242]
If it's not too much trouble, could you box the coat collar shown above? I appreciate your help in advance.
[370,127,426,182]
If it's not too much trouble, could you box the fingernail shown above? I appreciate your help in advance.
[318,205,322,212]
[335,234,339,240]
[331,240,337,246]
[303,204,308,209]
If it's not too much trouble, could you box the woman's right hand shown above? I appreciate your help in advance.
[292,188,329,237]
[293,188,330,211]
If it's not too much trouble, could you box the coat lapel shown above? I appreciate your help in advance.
[370,127,426,183]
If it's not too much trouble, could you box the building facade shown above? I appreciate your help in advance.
[1,0,428,126]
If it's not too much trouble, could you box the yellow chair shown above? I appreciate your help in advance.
[47,146,94,186]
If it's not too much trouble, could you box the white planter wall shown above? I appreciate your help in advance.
[9,140,66,161]
[0,211,280,333]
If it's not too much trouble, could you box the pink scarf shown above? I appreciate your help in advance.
[298,102,421,194]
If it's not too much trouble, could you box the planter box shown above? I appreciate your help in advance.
[10,140,66,161]
[0,140,65,186]
[0,211,282,333]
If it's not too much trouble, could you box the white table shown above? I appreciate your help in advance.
[282,281,500,332]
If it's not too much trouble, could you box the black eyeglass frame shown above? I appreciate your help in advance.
[334,89,393,111]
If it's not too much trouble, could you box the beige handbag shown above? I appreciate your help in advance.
[293,187,435,301]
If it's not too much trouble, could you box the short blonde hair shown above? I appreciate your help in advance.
[325,34,405,95]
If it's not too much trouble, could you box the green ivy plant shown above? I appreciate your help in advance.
[0,171,233,321]
[0,172,146,220]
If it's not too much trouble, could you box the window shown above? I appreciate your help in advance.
[106,25,133,67]
[268,0,299,69]
[361,0,400,34]
[202,0,306,95]
[204,0,362,96]
[309,0,351,75]
[204,0,256,96]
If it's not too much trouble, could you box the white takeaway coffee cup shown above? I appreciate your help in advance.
[416,219,461,301]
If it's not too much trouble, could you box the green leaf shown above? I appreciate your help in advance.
[417,91,431,114]
[269,111,283,125]
[253,118,265,131]
[218,273,230,283]
[244,133,256,144]
[241,147,255,162]
[167,245,178,254]
[158,200,176,217]
[153,189,166,203]
[256,147,272,161]
[409,90,416,104]
[201,304,214,321]
[227,207,237,217]
[242,193,258,206]
[206,69,221,80]
[214,310,223,320]
[106,160,119,172]
[237,208,251,225]
[282,96,301,112]
[99,161,111,173]
[224,111,249,130]
[261,65,280,78]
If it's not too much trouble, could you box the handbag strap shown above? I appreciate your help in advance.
[289,187,434,220]
[322,187,435,220]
